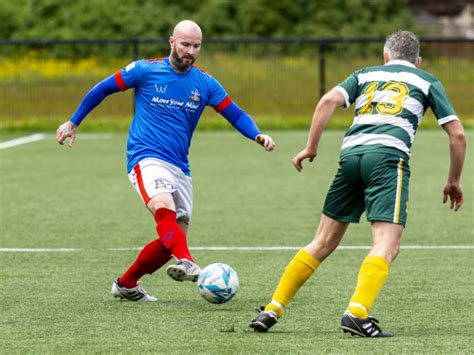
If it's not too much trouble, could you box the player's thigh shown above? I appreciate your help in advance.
[128,158,179,208]
[323,155,365,223]
[362,154,410,226]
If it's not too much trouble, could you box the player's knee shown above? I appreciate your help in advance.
[147,193,176,213]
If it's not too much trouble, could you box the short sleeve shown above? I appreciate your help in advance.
[428,80,458,125]
[336,72,359,109]
[206,76,228,108]
[117,60,144,90]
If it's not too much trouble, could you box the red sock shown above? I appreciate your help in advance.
[119,238,172,288]
[154,208,193,261]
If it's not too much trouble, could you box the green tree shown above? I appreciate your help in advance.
[0,0,416,39]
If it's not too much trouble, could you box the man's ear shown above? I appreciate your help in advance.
[383,52,390,64]
[415,56,422,68]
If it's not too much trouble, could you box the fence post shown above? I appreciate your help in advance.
[318,41,326,98]
[131,40,140,114]
[132,39,139,60]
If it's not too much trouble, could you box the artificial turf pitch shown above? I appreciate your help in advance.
[1,130,472,353]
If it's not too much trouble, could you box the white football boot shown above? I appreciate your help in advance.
[166,259,201,282]
[111,279,157,302]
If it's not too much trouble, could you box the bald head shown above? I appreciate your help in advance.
[172,20,202,40]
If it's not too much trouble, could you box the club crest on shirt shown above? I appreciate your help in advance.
[189,89,201,102]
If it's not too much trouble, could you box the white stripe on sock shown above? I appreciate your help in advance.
[348,302,367,312]
[271,300,285,311]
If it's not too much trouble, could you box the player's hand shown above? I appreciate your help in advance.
[56,121,78,148]
[292,147,317,172]
[256,134,275,151]
[442,181,464,211]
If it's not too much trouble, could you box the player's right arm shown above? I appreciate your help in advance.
[56,74,121,146]
[292,88,346,172]
[56,61,141,147]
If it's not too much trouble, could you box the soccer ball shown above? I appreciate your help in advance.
[197,263,239,304]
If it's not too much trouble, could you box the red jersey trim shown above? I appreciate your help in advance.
[192,64,208,74]
[214,96,232,113]
[114,71,127,91]
[146,57,165,62]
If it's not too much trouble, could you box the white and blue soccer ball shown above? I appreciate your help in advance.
[197,263,239,304]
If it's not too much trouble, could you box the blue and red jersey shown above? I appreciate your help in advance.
[70,56,261,175]
[118,57,232,175]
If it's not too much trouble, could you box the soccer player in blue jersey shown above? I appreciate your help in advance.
[56,20,275,301]
[250,30,466,336]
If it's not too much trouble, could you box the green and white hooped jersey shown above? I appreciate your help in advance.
[336,59,459,160]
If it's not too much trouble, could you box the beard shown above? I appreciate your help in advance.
[170,47,195,72]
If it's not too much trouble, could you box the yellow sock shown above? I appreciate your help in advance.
[347,255,390,319]
[264,248,320,318]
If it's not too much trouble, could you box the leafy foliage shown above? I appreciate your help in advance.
[0,0,416,39]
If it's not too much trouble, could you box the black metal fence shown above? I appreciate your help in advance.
[0,37,472,124]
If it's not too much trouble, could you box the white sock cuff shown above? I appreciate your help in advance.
[348,302,367,311]
[271,300,284,311]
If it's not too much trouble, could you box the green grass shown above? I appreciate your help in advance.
[0,130,473,353]
[1,110,471,133]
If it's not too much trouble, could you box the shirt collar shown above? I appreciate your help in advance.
[384,59,416,68]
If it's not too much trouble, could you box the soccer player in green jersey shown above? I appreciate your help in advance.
[250,30,466,337]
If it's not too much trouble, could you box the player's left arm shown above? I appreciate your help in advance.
[428,80,467,211]
[215,97,275,151]
[441,119,466,211]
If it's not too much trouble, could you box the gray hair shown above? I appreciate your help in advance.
[383,30,420,64]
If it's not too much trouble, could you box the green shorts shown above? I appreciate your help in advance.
[322,153,410,226]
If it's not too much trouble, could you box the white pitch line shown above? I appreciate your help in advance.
[398,245,474,250]
[112,245,474,251]
[41,133,116,140]
[76,133,115,140]
[0,245,473,252]
[0,133,45,150]
[0,132,114,151]
[0,248,79,252]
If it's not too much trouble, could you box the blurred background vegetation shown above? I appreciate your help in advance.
[0,0,472,131]
[0,0,416,39]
